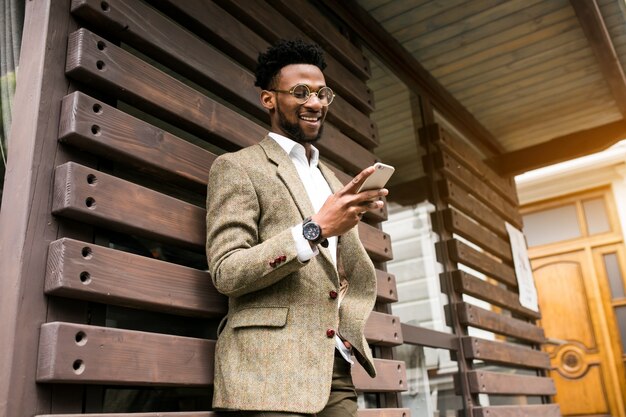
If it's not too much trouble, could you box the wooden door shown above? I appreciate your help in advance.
[525,188,626,417]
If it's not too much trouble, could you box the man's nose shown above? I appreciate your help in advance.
[305,92,323,109]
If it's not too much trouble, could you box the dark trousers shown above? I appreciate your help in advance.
[234,351,358,417]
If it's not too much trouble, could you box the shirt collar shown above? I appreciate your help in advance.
[268,132,319,167]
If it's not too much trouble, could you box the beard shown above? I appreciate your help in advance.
[276,102,324,143]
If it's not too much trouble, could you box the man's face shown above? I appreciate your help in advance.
[268,64,328,143]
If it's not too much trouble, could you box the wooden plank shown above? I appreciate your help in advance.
[466,370,556,395]
[440,208,513,263]
[448,270,541,320]
[45,238,227,317]
[37,322,216,385]
[456,302,545,344]
[38,410,411,417]
[571,0,626,116]
[352,358,408,393]
[487,119,626,176]
[213,0,379,148]
[461,337,551,369]
[52,162,387,258]
[358,222,393,262]
[268,0,372,78]
[58,91,216,191]
[427,125,518,205]
[38,322,403,391]
[386,176,430,206]
[473,404,561,417]
[365,311,403,347]
[439,239,517,287]
[52,162,205,249]
[64,29,377,175]
[432,151,522,228]
[375,269,398,303]
[400,323,457,350]
[439,178,508,239]
[357,410,411,417]
[322,0,505,158]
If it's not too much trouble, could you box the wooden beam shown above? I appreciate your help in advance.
[570,0,626,116]
[487,119,626,176]
[386,176,430,206]
[319,0,505,157]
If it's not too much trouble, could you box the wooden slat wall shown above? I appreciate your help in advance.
[0,0,409,415]
[420,123,560,416]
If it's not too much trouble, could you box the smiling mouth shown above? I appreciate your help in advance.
[299,115,321,122]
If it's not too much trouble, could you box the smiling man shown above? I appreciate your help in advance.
[205,39,387,417]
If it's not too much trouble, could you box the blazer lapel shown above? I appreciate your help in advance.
[318,162,344,194]
[259,136,315,220]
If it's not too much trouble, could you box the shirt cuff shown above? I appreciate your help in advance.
[335,335,355,364]
[291,223,319,262]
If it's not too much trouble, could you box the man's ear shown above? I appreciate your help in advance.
[260,90,275,110]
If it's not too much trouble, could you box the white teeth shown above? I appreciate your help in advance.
[300,116,319,122]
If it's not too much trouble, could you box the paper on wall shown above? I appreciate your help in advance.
[505,222,539,312]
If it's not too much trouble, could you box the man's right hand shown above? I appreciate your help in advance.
[311,165,388,238]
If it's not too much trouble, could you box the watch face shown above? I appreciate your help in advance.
[303,221,321,241]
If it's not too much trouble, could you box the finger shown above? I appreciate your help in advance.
[353,188,388,203]
[341,166,376,195]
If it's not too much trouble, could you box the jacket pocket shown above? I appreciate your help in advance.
[230,306,289,329]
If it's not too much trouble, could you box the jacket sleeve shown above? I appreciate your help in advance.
[206,155,308,297]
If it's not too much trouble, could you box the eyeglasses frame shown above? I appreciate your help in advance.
[269,83,335,106]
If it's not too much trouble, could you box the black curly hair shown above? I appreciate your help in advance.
[255,39,327,90]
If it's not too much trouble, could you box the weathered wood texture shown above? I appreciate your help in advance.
[420,123,556,413]
[70,0,378,152]
[0,0,90,415]
[461,337,551,369]
[447,270,541,320]
[46,238,396,311]
[37,410,411,417]
[51,162,390,260]
[37,322,407,392]
[63,29,377,176]
[456,302,545,344]
[438,239,517,287]
[473,405,561,417]
[4,0,411,413]
[466,371,556,395]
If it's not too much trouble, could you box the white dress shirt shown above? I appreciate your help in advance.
[268,132,353,364]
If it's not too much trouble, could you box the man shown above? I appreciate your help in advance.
[206,39,387,416]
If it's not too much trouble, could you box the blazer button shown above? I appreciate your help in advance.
[280,255,287,262]
[329,290,338,299]
[269,260,276,267]
[326,329,335,338]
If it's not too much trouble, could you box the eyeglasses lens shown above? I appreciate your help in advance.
[291,84,334,106]
[292,85,310,102]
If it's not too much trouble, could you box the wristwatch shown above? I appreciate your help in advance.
[302,217,329,248]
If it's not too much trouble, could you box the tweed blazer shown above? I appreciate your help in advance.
[205,136,377,413]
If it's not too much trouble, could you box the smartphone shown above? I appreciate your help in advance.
[356,162,395,192]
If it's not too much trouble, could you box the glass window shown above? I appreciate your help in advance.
[614,306,626,355]
[523,204,581,246]
[603,253,625,300]
[583,198,611,235]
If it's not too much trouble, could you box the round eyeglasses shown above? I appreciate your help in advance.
[270,84,335,106]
